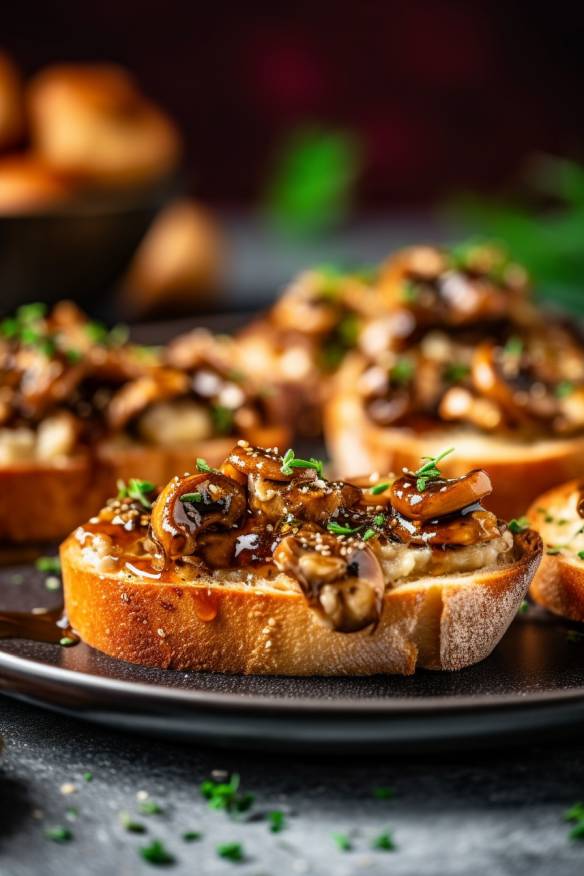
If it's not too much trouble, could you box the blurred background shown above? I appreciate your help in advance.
[2,0,584,320]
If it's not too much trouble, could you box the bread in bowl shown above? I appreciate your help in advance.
[527,480,584,621]
[60,442,542,675]
[324,243,584,519]
[0,302,287,542]
[0,155,72,214]
[27,63,181,187]
[0,53,25,150]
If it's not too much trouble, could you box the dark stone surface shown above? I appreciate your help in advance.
[2,696,584,876]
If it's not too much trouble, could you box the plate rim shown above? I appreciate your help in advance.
[2,644,584,716]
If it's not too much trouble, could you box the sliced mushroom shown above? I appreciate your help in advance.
[150,471,246,559]
[225,443,312,483]
[107,368,189,431]
[273,530,384,632]
[390,470,492,521]
[271,270,342,335]
[390,508,501,546]
[249,477,361,524]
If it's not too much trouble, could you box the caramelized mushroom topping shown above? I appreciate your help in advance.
[92,445,514,635]
[390,469,492,521]
[273,530,384,632]
[249,477,361,525]
[150,471,246,558]
[390,508,501,546]
[226,443,300,482]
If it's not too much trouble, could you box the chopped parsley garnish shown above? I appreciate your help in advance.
[332,832,352,851]
[327,521,361,536]
[119,811,146,833]
[546,545,564,555]
[18,302,47,323]
[338,313,360,348]
[83,771,93,782]
[362,528,376,541]
[371,830,396,851]
[117,478,155,509]
[0,316,19,338]
[555,380,574,399]
[65,348,83,363]
[372,786,395,799]
[139,839,175,865]
[182,831,202,842]
[402,280,418,303]
[267,810,286,832]
[567,630,584,643]
[59,636,77,647]
[109,323,130,346]
[414,447,454,491]
[443,362,470,383]
[196,458,218,474]
[44,825,73,843]
[211,404,234,436]
[578,551,584,560]
[390,358,414,385]
[138,800,164,816]
[216,841,245,861]
[35,555,61,574]
[517,600,529,615]
[85,321,109,344]
[508,517,529,533]
[371,482,390,495]
[65,807,78,820]
[281,448,324,478]
[503,336,523,357]
[180,492,202,504]
[200,773,254,814]
[373,514,386,526]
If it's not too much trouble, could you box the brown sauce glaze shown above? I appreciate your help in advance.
[0,605,78,645]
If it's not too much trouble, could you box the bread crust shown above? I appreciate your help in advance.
[60,530,541,676]
[0,432,287,543]
[527,480,584,621]
[324,354,584,520]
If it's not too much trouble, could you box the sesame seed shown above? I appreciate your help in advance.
[157,628,166,638]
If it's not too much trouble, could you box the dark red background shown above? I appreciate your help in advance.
[4,0,584,207]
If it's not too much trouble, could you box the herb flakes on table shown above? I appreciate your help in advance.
[139,839,175,865]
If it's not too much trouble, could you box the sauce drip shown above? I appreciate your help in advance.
[0,604,78,646]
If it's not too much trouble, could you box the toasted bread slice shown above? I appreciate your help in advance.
[527,480,584,621]
[61,531,540,675]
[61,440,542,680]
[324,355,584,520]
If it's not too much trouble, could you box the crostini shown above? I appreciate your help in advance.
[527,480,584,621]
[324,242,584,518]
[0,302,287,542]
[237,265,380,434]
[60,443,542,675]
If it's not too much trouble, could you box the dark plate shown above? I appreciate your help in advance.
[2,561,584,750]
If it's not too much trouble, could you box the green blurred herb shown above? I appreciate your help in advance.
[216,841,245,861]
[264,125,362,236]
[332,832,352,851]
[371,830,396,850]
[139,839,175,865]
[211,404,234,436]
[45,826,73,843]
[448,154,584,314]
